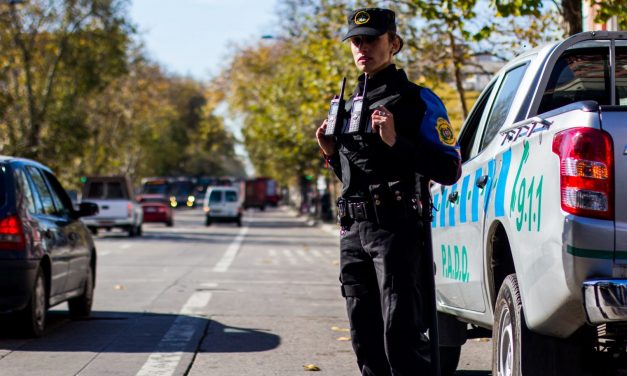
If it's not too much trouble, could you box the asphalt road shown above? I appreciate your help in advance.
[0,207,492,375]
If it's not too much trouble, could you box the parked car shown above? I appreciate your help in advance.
[138,194,174,227]
[80,176,143,237]
[203,186,242,226]
[0,157,98,337]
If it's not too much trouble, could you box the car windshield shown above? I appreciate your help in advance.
[143,182,169,195]
[171,181,193,196]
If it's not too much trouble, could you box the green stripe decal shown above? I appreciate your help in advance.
[566,245,627,260]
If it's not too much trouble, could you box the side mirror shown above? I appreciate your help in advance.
[77,202,99,217]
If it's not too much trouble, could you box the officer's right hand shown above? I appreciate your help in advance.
[316,120,337,156]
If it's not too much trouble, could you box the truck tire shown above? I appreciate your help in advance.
[18,267,47,337]
[127,225,135,237]
[494,274,528,376]
[68,262,94,317]
[136,224,142,237]
[440,345,462,376]
[205,216,212,227]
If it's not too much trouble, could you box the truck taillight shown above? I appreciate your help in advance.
[0,215,26,250]
[127,203,133,218]
[552,127,614,220]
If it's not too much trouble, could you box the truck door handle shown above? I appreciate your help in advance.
[448,191,459,203]
[476,175,489,188]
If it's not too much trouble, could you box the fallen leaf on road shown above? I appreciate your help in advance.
[303,364,321,371]
[114,284,125,290]
[337,336,351,341]
[331,326,349,332]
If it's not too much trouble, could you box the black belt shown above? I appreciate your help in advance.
[338,199,375,221]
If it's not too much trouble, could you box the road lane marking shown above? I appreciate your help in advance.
[296,249,314,264]
[135,291,212,376]
[282,249,297,265]
[213,226,249,272]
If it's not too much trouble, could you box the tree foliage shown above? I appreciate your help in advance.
[0,0,244,188]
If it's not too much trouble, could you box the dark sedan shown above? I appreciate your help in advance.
[0,157,98,337]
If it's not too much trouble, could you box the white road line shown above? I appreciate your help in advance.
[296,249,314,264]
[213,227,249,272]
[282,249,297,265]
[135,291,213,376]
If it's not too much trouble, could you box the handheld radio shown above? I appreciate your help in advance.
[324,77,346,136]
[346,76,368,134]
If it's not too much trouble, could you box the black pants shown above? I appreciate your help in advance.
[340,219,431,376]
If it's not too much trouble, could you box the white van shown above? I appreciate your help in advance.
[203,187,242,227]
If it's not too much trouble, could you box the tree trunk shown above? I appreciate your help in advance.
[449,32,468,119]
[562,0,583,35]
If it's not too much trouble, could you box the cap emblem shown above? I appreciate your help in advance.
[354,11,370,25]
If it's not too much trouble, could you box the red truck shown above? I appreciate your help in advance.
[243,177,280,210]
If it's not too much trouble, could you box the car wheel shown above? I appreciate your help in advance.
[68,263,94,317]
[440,345,462,376]
[166,219,174,227]
[205,216,212,227]
[18,267,47,337]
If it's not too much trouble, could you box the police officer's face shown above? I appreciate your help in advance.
[350,34,399,76]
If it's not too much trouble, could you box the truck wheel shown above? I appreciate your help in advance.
[440,345,461,376]
[205,216,212,227]
[493,274,523,376]
[136,224,142,237]
[236,216,242,227]
[18,268,47,337]
[127,225,135,237]
[166,219,174,227]
[68,262,94,317]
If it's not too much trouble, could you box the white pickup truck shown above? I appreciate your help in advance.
[431,31,627,375]
[80,176,143,237]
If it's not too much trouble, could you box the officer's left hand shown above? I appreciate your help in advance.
[371,106,396,147]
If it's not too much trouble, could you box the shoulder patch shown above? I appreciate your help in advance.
[436,117,456,146]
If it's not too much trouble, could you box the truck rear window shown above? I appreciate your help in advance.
[539,47,627,113]
[86,182,126,199]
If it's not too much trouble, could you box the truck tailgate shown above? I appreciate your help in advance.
[599,106,627,263]
[84,200,130,220]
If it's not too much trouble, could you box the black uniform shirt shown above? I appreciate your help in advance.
[328,64,461,199]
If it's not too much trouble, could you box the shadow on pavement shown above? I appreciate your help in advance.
[201,320,281,353]
[0,311,280,354]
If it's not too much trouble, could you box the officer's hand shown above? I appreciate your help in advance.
[316,119,337,156]
[371,106,396,147]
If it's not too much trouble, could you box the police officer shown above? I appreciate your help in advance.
[315,7,461,376]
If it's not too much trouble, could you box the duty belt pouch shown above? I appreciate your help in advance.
[336,199,352,227]
[388,180,409,221]
[369,184,395,227]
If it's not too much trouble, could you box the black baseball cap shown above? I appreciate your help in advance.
[342,8,403,53]
[342,8,396,40]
